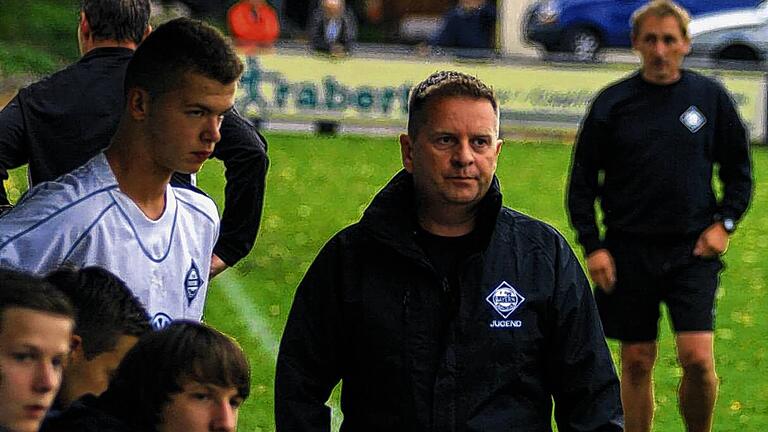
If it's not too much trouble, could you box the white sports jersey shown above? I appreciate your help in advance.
[0,153,219,329]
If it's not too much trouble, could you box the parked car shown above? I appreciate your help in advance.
[689,2,768,61]
[523,0,761,61]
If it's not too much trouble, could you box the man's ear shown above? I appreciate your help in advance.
[399,133,414,173]
[126,87,151,121]
[142,24,152,43]
[79,12,91,40]
[78,12,94,55]
[70,334,82,354]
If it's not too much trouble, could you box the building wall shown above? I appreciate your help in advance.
[499,0,537,55]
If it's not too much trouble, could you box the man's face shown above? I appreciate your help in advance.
[400,96,502,214]
[323,0,343,17]
[158,381,243,432]
[142,72,236,176]
[0,308,73,432]
[632,14,690,85]
[58,334,138,407]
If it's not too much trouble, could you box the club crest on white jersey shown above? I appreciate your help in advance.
[680,106,706,133]
[486,281,525,319]
[185,260,203,306]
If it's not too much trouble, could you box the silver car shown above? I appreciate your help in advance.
[689,2,768,61]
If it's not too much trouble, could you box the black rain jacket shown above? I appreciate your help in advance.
[276,171,623,431]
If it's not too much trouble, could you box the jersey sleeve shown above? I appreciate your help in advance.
[211,109,269,266]
[0,196,73,274]
[567,101,606,255]
[548,235,624,431]
[713,86,753,223]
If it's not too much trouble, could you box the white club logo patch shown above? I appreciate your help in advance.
[486,281,525,319]
[680,106,706,133]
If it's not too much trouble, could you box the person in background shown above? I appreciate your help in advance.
[0,269,75,432]
[44,267,151,411]
[567,1,752,431]
[308,0,357,55]
[41,321,250,432]
[431,0,496,50]
[228,0,280,48]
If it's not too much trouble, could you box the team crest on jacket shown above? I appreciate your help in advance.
[486,281,525,319]
[680,106,706,133]
[185,260,203,306]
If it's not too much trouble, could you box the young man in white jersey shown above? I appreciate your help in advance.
[0,18,243,329]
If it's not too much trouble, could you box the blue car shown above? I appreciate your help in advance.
[524,0,761,61]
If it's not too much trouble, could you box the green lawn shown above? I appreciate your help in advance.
[6,133,767,430]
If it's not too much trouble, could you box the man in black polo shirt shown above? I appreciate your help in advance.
[567,1,752,431]
[0,0,268,277]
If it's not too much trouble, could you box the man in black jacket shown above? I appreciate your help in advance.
[566,2,752,431]
[0,0,268,277]
[276,70,623,431]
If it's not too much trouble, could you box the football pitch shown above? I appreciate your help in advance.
[8,132,767,430]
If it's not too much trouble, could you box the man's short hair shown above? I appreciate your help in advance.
[81,0,151,45]
[124,17,244,98]
[45,267,151,360]
[99,321,251,430]
[631,0,691,41]
[406,70,498,138]
[0,268,74,327]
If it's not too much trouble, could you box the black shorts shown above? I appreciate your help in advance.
[594,235,723,342]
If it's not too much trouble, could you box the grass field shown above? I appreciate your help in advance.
[6,132,768,430]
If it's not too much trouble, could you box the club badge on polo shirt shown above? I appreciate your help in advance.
[680,106,706,133]
[185,260,203,306]
[486,281,525,328]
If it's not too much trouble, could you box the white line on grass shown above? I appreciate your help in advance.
[215,271,344,431]
[216,271,280,360]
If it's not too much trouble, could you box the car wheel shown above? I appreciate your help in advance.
[566,28,600,62]
[716,45,759,61]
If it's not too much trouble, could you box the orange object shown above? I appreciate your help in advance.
[228,1,280,45]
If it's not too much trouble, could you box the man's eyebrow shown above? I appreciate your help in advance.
[185,103,235,115]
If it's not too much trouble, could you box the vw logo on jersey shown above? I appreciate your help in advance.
[680,106,706,133]
[185,260,204,306]
[486,281,525,319]
[151,312,173,330]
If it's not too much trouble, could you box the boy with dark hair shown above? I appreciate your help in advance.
[44,267,151,409]
[42,321,250,432]
[0,269,75,432]
[0,0,269,278]
[0,18,243,328]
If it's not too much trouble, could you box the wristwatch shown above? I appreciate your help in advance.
[722,218,736,234]
[714,214,736,234]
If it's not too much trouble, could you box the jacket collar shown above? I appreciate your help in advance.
[360,170,502,256]
[80,46,135,63]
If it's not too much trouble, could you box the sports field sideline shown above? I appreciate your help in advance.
[7,132,768,431]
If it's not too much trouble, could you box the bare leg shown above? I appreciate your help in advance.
[620,342,658,432]
[676,332,717,432]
